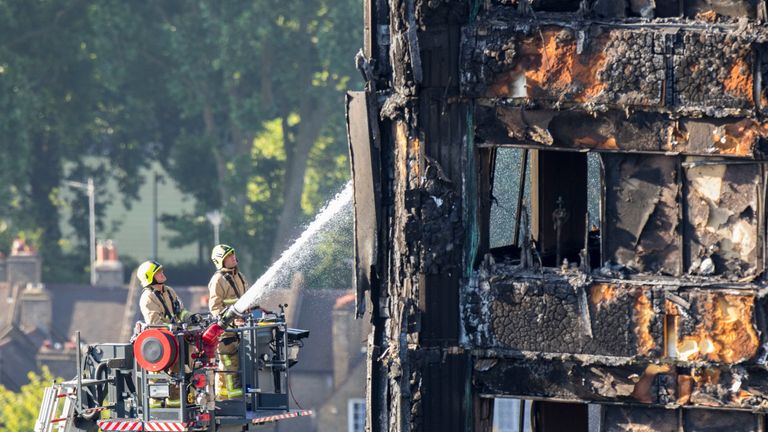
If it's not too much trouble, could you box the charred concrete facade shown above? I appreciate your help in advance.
[348,0,768,431]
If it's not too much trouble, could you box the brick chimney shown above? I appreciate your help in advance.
[17,283,52,335]
[93,240,124,287]
[6,238,41,288]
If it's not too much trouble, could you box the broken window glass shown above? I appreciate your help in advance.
[487,148,600,269]
[490,148,521,249]
[492,398,533,432]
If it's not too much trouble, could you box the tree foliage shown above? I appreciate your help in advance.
[0,1,360,282]
[0,367,58,432]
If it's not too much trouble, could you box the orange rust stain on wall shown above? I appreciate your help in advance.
[630,364,671,403]
[488,29,607,102]
[713,119,768,156]
[723,57,754,104]
[664,299,680,316]
[488,71,519,97]
[633,291,656,356]
[524,30,607,101]
[677,375,693,405]
[394,121,422,180]
[664,122,690,151]
[732,389,753,404]
[589,283,618,312]
[574,134,618,150]
[693,367,721,386]
[679,294,759,363]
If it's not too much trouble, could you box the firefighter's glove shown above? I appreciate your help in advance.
[186,313,202,325]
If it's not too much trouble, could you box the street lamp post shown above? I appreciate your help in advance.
[206,210,222,245]
[64,177,96,286]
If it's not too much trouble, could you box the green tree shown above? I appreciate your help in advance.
[0,367,57,432]
[0,1,360,281]
[0,1,155,281]
[148,1,361,273]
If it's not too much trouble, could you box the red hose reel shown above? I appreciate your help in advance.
[133,328,178,372]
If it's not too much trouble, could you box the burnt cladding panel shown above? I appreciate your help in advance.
[420,26,460,90]
[474,358,652,403]
[484,279,657,357]
[420,22,464,182]
[421,353,468,430]
[346,91,380,313]
[673,31,755,110]
[422,34,464,180]
[584,284,650,357]
[684,162,761,278]
[603,406,678,432]
[683,0,759,19]
[489,280,584,353]
[684,408,761,431]
[419,273,460,344]
[679,118,764,157]
[603,154,682,275]
[603,406,762,431]
[673,292,760,363]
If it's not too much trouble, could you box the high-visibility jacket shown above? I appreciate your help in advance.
[208,268,249,318]
[139,285,189,325]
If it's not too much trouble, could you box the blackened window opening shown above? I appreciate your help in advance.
[488,148,600,269]
[535,151,588,267]
[530,0,581,12]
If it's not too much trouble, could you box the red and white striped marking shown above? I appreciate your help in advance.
[97,420,143,431]
[144,421,191,431]
[97,420,191,431]
[252,409,313,425]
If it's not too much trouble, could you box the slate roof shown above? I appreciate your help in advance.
[46,284,130,345]
[260,288,350,374]
[0,325,46,391]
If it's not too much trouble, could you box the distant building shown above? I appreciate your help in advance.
[58,160,200,264]
[256,285,368,432]
[0,243,210,389]
[0,248,369,432]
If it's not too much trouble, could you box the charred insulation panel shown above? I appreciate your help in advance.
[476,106,768,158]
[603,155,682,276]
[684,162,762,279]
[481,277,657,357]
[462,15,768,117]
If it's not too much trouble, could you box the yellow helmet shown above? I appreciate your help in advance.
[137,260,163,287]
[211,244,235,269]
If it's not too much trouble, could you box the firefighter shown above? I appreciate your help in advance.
[137,260,193,408]
[208,244,249,400]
